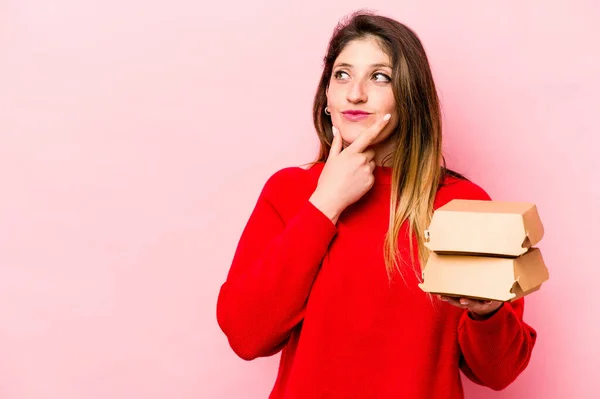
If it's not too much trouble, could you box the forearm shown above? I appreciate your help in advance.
[458,299,537,390]
[217,200,336,360]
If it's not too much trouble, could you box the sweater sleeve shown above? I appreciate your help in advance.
[458,298,537,390]
[446,179,537,389]
[216,170,337,361]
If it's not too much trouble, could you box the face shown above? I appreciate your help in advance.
[326,37,398,153]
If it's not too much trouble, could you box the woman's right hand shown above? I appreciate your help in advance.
[309,114,391,224]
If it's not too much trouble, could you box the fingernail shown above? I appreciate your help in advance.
[332,126,337,136]
[460,299,469,306]
[440,297,449,302]
[383,114,391,121]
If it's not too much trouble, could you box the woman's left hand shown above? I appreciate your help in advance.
[439,295,503,320]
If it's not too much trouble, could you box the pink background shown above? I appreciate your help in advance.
[0,1,598,398]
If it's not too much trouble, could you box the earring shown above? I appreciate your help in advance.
[324,106,331,115]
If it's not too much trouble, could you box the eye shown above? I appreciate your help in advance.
[334,70,350,80]
[373,72,391,82]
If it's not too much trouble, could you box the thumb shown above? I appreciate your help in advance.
[329,126,342,156]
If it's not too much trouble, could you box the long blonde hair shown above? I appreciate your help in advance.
[312,12,457,281]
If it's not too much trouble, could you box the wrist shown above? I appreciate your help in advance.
[469,303,504,321]
[309,191,343,224]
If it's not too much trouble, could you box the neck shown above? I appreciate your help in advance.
[372,137,396,167]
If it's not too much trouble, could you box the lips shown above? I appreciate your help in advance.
[342,110,371,115]
[341,110,372,122]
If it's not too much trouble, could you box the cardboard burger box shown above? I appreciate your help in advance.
[418,200,550,302]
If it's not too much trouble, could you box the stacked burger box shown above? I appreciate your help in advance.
[419,200,550,302]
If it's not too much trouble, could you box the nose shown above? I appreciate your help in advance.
[346,80,368,104]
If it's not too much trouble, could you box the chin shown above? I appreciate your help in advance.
[339,128,362,143]
[340,134,359,146]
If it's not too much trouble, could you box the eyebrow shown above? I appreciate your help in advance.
[334,62,392,69]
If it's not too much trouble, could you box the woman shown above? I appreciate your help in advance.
[216,11,537,399]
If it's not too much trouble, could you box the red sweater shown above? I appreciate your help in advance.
[217,163,537,399]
